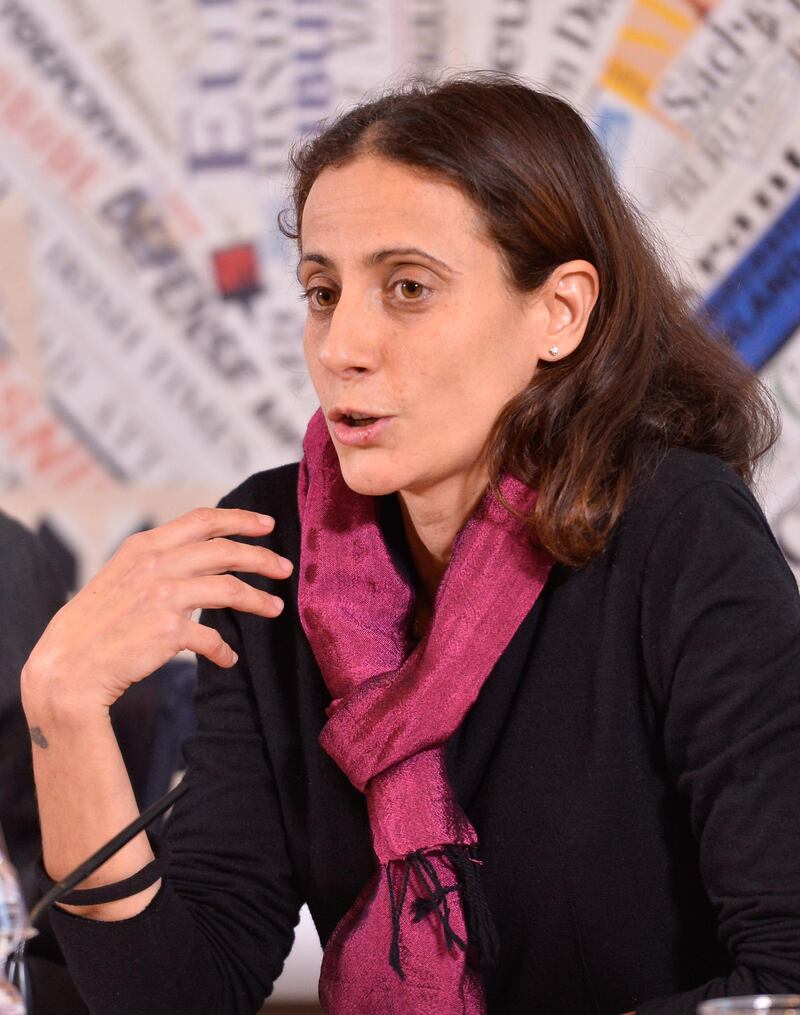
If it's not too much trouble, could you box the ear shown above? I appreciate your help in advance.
[531,259,599,363]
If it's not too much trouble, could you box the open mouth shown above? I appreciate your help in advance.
[342,413,380,428]
[328,409,392,444]
[330,407,385,428]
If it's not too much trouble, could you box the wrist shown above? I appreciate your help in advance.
[21,660,109,729]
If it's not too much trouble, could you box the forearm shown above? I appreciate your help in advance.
[21,665,157,921]
[637,968,800,1015]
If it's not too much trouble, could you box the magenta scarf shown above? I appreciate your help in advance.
[297,409,554,1014]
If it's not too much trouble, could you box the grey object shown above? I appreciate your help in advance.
[699,999,800,1013]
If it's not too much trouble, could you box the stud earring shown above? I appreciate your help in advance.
[548,345,559,357]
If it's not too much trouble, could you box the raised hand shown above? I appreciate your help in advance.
[22,507,292,714]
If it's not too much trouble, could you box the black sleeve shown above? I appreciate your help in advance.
[48,559,303,1014]
[637,478,800,1014]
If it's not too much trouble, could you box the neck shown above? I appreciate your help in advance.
[397,464,489,608]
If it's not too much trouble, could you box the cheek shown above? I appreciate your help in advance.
[302,326,316,367]
[440,289,525,370]
[407,356,500,456]
[302,332,326,397]
[419,327,527,412]
[458,313,535,402]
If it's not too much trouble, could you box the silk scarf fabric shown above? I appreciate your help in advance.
[297,409,554,1014]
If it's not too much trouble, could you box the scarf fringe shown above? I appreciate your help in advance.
[385,845,500,980]
[444,844,501,974]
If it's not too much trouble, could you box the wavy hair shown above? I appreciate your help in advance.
[279,72,780,567]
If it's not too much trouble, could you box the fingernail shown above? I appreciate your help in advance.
[229,651,239,664]
[257,514,273,526]
[272,596,284,613]
[279,557,293,574]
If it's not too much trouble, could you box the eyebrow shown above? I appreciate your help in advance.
[296,246,457,281]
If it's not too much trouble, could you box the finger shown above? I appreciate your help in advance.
[164,538,293,580]
[136,507,276,552]
[172,575,284,618]
[181,619,239,668]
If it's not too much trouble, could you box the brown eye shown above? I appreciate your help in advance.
[308,287,337,309]
[397,280,426,299]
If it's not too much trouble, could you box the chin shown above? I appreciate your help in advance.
[336,452,406,498]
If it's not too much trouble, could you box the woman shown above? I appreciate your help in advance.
[20,73,800,1015]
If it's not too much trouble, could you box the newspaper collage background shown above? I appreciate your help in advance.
[0,0,798,590]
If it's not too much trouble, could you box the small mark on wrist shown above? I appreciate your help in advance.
[29,726,49,749]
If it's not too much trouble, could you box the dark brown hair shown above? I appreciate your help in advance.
[279,71,780,567]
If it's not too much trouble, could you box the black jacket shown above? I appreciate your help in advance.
[50,449,800,1014]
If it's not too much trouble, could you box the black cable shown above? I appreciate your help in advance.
[28,778,187,926]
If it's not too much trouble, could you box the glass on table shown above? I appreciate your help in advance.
[699,999,800,1014]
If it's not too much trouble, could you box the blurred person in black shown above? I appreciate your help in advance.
[0,509,87,1014]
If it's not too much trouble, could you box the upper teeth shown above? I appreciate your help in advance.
[348,412,372,420]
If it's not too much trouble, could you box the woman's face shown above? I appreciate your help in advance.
[298,154,551,500]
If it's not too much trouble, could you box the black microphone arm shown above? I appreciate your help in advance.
[28,779,188,926]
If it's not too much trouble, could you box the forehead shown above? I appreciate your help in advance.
[299,155,491,258]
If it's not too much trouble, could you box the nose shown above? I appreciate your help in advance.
[315,287,381,378]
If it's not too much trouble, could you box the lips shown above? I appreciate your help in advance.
[328,408,394,446]
[329,407,386,425]
[342,414,379,428]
